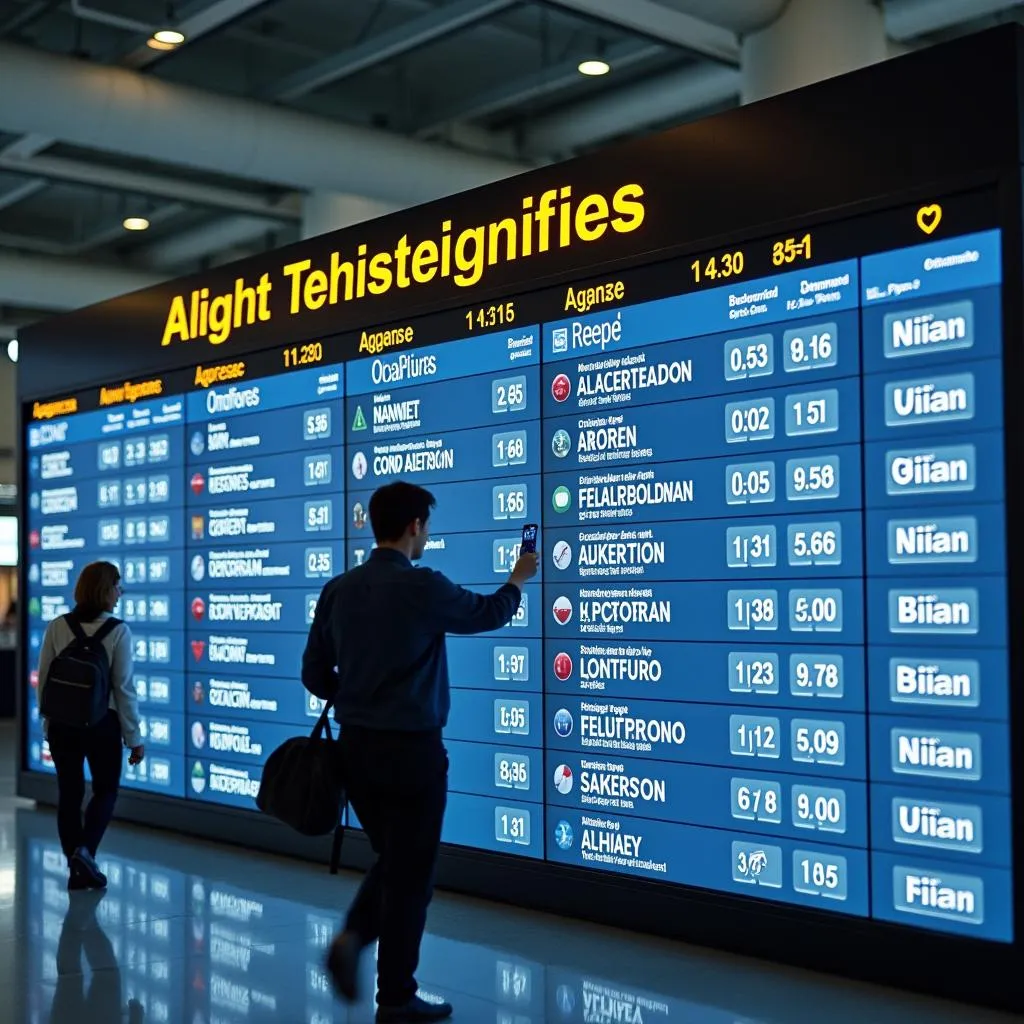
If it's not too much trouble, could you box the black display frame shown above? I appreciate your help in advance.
[15,26,1024,1012]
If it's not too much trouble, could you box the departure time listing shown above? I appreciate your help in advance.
[21,208,1012,942]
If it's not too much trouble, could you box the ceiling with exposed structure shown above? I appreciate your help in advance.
[0,0,1021,338]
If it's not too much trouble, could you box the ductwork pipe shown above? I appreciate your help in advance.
[139,215,283,271]
[524,64,741,158]
[0,42,529,206]
[885,0,1023,41]
[0,250,164,311]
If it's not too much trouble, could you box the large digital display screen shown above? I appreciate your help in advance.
[21,195,1011,943]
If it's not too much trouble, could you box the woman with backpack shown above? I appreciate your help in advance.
[36,560,145,890]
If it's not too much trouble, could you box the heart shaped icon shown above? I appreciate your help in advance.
[191,640,206,662]
[916,204,942,235]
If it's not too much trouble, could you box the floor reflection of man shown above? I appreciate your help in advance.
[50,891,145,1024]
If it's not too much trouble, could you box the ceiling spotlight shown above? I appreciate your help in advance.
[146,38,176,50]
[6,339,18,364]
[578,59,610,77]
[123,217,151,232]
[153,28,185,45]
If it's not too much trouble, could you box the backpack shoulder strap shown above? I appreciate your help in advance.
[63,614,87,643]
[92,617,122,644]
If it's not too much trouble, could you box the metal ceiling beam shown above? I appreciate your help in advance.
[542,0,740,64]
[0,204,186,258]
[0,0,60,38]
[0,153,301,219]
[523,62,741,156]
[1,1,280,235]
[416,39,663,136]
[123,0,280,69]
[138,214,283,269]
[0,42,528,205]
[884,0,1023,40]
[268,0,519,101]
[0,249,164,310]
[0,179,48,212]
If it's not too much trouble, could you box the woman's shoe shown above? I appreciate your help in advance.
[69,847,107,890]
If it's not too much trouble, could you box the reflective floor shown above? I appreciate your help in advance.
[0,722,1017,1024]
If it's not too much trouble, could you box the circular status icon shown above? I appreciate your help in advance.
[190,431,206,456]
[190,554,206,582]
[190,472,206,496]
[191,721,206,750]
[551,374,572,403]
[552,540,572,570]
[553,708,574,738]
[552,596,573,625]
[191,597,206,621]
[352,502,366,530]
[190,761,206,795]
[553,652,573,681]
[553,764,574,795]
[554,821,575,851]
[351,451,368,480]
[552,486,572,514]
[551,429,572,459]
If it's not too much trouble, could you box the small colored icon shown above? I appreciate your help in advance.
[552,596,573,625]
[553,764,574,795]
[553,709,574,738]
[552,486,572,513]
[553,652,573,680]
[551,374,572,403]
[916,203,942,235]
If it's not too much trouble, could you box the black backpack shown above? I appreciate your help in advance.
[40,615,121,728]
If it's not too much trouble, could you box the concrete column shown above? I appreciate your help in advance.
[742,0,889,104]
[300,191,401,240]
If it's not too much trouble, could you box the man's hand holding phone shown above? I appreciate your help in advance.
[509,523,539,590]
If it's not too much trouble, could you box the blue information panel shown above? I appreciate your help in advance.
[537,227,1009,940]
[25,396,187,797]
[346,328,545,857]
[22,219,1012,943]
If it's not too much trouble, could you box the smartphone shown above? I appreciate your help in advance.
[520,523,538,554]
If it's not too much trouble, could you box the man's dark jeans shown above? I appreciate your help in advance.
[47,710,123,860]
[340,725,447,1007]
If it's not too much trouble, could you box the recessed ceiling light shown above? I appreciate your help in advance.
[123,217,151,231]
[578,59,610,76]
[146,38,176,50]
[153,28,186,45]
[6,339,18,364]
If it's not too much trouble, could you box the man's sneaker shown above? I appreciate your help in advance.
[70,847,107,890]
[376,995,454,1022]
[324,930,362,1002]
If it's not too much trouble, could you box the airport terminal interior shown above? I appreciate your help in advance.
[4,0,1024,1021]
[0,718,1020,1024]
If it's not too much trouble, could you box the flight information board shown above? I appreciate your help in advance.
[21,194,1012,943]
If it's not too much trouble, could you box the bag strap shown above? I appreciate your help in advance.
[63,614,87,643]
[311,703,335,741]
[91,617,122,644]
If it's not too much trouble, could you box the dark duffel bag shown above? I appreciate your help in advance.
[256,702,346,837]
